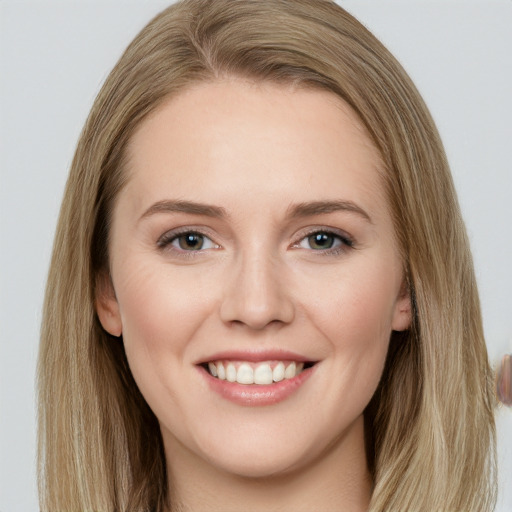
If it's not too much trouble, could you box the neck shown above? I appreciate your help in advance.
[164,415,372,512]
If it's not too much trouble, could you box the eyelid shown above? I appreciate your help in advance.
[155,225,354,255]
[156,226,220,251]
[291,226,355,251]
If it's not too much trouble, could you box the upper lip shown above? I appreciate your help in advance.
[195,349,317,365]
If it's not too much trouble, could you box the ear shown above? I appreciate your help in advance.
[95,272,122,337]
[391,280,412,332]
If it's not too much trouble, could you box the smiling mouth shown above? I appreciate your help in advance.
[201,360,316,385]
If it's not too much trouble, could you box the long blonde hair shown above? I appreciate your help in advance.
[38,1,497,510]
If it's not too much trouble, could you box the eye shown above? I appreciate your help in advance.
[297,230,353,252]
[158,231,218,252]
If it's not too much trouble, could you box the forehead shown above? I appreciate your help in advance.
[121,79,388,221]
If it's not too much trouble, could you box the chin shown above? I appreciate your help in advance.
[194,427,320,479]
[207,449,307,480]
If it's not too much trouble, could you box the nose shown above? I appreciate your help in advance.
[219,252,295,330]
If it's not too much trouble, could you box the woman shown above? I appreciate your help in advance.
[37,1,497,510]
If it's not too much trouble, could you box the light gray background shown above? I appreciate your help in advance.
[1,1,511,510]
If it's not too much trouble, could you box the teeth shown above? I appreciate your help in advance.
[237,363,254,384]
[284,362,296,379]
[226,363,237,382]
[273,362,285,382]
[206,360,308,385]
[208,362,217,377]
[254,363,273,385]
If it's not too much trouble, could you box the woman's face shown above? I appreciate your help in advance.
[97,79,411,478]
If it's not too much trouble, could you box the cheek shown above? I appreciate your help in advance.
[117,256,209,334]
[300,257,400,347]
[296,257,400,400]
[112,257,216,387]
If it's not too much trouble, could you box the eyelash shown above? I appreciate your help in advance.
[157,228,219,255]
[156,228,354,256]
[293,228,354,255]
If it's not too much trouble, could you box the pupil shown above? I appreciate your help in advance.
[179,234,203,250]
[309,233,333,249]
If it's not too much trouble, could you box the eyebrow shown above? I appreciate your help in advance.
[140,200,227,221]
[139,199,371,223]
[286,200,372,223]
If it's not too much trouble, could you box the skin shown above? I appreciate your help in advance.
[97,79,411,512]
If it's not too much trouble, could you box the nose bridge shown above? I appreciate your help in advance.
[220,244,294,329]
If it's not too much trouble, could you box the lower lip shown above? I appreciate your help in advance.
[199,365,315,406]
